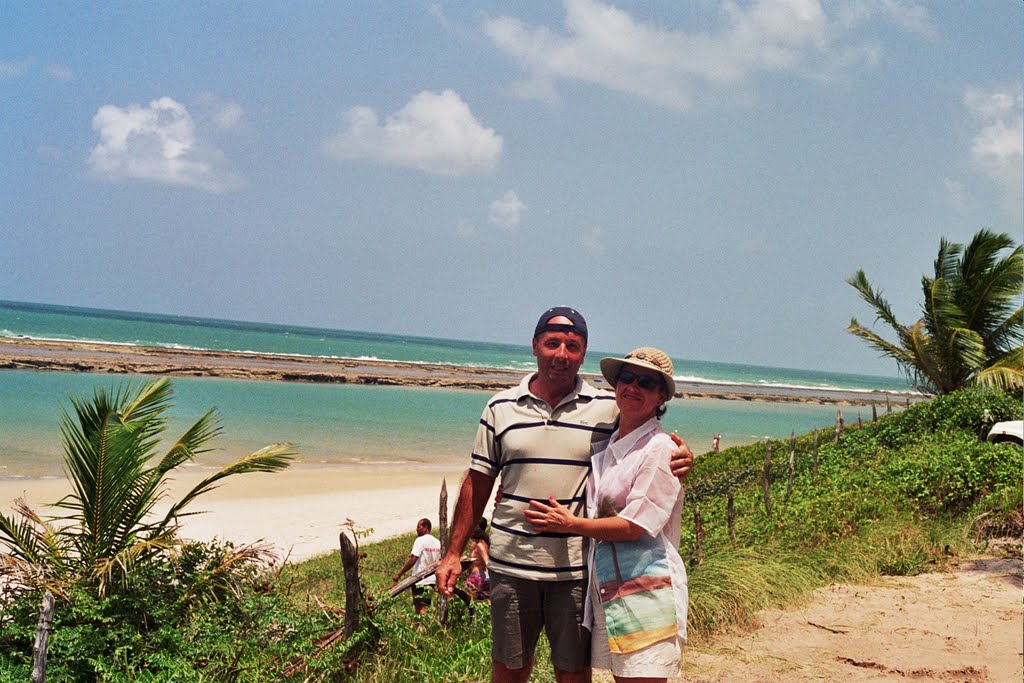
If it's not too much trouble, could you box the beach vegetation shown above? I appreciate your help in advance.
[0,377,292,597]
[1,383,1021,681]
[847,228,1023,394]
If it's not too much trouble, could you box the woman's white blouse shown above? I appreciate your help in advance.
[584,416,688,642]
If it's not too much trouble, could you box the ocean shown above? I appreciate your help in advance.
[0,300,908,479]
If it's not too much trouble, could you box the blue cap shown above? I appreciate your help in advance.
[533,306,588,343]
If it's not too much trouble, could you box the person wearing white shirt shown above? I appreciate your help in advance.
[393,518,442,614]
[525,347,687,682]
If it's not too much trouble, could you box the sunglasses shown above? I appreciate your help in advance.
[617,370,662,391]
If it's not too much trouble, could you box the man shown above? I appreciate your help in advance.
[436,306,695,683]
[392,518,442,615]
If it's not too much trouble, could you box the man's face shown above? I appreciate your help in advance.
[532,316,586,387]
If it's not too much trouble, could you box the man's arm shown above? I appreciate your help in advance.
[669,432,695,480]
[392,554,418,584]
[435,469,495,596]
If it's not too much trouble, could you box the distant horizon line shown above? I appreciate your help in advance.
[0,298,904,383]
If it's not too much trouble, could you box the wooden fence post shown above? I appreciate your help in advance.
[857,412,863,428]
[812,431,819,477]
[763,440,772,518]
[786,430,795,500]
[886,394,892,414]
[338,532,361,639]
[727,491,736,548]
[438,479,450,625]
[872,404,878,421]
[834,410,844,445]
[31,590,54,683]
[693,504,704,566]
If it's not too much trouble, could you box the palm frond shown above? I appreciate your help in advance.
[91,531,180,596]
[155,408,223,476]
[846,271,904,334]
[154,443,294,535]
[933,236,962,282]
[973,346,1024,391]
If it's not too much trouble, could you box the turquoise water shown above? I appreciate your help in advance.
[0,301,897,479]
[1,370,849,479]
[0,300,909,392]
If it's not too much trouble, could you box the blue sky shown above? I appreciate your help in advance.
[2,1,1021,376]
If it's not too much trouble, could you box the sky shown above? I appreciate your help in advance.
[2,1,1021,377]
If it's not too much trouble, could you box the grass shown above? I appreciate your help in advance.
[1,387,1019,681]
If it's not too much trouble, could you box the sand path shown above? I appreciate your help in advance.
[669,557,1023,682]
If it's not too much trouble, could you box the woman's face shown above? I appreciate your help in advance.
[614,365,668,423]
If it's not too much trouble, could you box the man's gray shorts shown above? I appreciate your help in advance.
[490,572,590,673]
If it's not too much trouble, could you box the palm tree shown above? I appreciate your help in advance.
[847,228,1023,394]
[0,378,293,596]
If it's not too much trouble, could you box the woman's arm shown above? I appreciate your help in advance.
[524,497,644,542]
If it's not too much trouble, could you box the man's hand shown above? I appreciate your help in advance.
[669,432,695,481]
[434,553,463,597]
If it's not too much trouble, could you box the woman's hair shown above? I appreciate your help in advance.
[471,518,489,543]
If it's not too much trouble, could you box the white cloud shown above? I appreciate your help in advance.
[193,92,246,131]
[835,0,937,37]
[88,96,243,193]
[0,58,35,78]
[581,226,606,257]
[964,84,1023,223]
[456,218,476,237]
[322,90,503,176]
[46,63,73,81]
[488,190,526,230]
[485,0,933,111]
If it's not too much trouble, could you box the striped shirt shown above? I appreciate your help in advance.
[470,373,618,581]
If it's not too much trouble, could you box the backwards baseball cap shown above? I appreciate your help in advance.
[533,306,588,343]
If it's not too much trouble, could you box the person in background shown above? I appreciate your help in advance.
[525,347,688,682]
[392,518,442,615]
[712,433,720,452]
[465,518,491,601]
[436,307,694,683]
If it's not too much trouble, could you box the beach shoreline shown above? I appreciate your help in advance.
[0,463,471,562]
[0,337,922,406]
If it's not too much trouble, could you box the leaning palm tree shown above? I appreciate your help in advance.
[0,378,292,596]
[848,228,1023,394]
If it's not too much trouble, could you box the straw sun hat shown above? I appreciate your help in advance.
[599,347,676,397]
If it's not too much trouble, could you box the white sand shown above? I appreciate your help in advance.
[0,462,476,562]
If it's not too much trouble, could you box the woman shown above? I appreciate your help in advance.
[524,347,687,682]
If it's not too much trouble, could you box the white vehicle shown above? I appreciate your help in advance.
[986,420,1024,446]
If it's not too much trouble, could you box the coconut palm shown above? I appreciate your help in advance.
[0,378,292,596]
[847,228,1023,394]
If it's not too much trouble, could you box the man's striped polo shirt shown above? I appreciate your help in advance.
[470,373,618,582]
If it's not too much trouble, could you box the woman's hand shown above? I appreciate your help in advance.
[524,497,578,534]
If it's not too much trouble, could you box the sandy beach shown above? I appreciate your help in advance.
[0,463,472,562]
